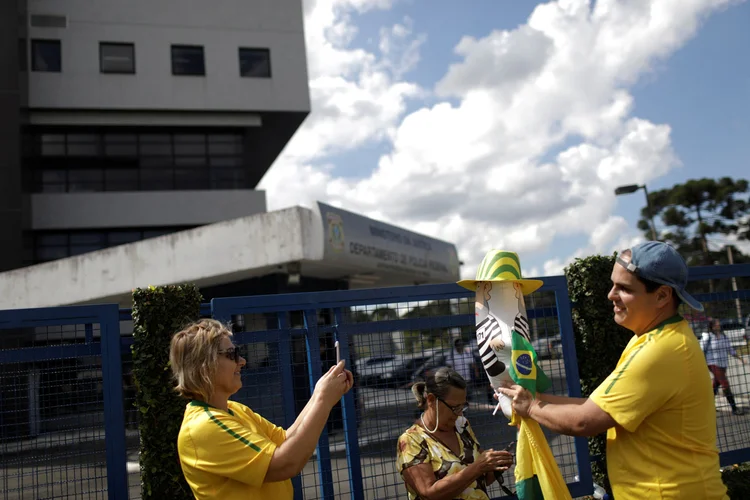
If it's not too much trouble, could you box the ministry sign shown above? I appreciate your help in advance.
[318,202,460,283]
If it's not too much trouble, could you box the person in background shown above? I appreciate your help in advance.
[701,318,747,415]
[396,367,514,500]
[170,319,353,499]
[449,338,476,384]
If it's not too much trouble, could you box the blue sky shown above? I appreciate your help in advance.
[262,0,750,277]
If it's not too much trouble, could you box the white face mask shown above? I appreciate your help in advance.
[475,281,531,420]
[455,415,467,431]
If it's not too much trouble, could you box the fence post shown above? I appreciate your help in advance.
[304,309,335,500]
[100,304,128,500]
[333,307,365,500]
[276,311,304,500]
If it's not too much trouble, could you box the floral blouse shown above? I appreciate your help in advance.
[396,418,489,500]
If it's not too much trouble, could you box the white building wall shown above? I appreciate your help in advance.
[30,190,267,229]
[25,0,310,112]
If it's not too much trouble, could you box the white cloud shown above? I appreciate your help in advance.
[260,0,740,278]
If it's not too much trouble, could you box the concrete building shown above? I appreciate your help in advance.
[0,0,460,310]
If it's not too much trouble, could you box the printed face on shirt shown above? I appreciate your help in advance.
[214,335,246,397]
[608,257,664,334]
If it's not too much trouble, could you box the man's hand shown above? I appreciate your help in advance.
[496,382,536,418]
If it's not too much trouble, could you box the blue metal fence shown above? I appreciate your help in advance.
[210,275,593,499]
[0,263,748,499]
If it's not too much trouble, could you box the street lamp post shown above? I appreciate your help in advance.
[614,184,658,241]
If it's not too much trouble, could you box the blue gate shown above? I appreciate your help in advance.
[211,276,593,499]
[0,304,127,500]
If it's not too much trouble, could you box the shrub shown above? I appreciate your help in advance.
[565,254,632,496]
[131,284,202,500]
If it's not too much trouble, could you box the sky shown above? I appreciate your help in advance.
[258,0,750,279]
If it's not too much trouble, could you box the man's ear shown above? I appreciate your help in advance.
[656,285,674,308]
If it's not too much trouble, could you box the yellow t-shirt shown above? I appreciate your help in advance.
[177,400,293,500]
[590,315,728,500]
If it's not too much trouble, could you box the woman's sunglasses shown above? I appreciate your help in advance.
[218,347,242,363]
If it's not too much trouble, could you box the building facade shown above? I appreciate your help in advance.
[5,0,309,271]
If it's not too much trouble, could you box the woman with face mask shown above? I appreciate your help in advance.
[396,367,514,500]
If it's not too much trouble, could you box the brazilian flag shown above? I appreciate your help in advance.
[508,330,572,500]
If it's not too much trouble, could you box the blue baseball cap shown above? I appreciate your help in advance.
[616,241,704,311]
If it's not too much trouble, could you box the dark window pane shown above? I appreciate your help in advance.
[208,142,243,156]
[38,234,68,245]
[70,233,106,245]
[40,169,66,184]
[67,142,98,156]
[105,143,137,156]
[140,170,174,190]
[31,39,61,72]
[210,170,244,189]
[175,168,208,189]
[239,48,271,78]
[105,169,138,190]
[100,42,135,74]
[109,231,142,245]
[174,136,206,156]
[140,143,172,156]
[40,134,65,156]
[171,45,205,76]
[106,133,138,143]
[174,156,205,167]
[210,157,243,167]
[140,157,173,168]
[68,169,104,192]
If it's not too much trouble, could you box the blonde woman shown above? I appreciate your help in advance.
[170,319,353,499]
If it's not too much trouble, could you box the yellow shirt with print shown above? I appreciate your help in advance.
[177,400,293,500]
[590,315,728,500]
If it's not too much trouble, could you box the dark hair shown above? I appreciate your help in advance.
[411,367,466,410]
[637,275,683,307]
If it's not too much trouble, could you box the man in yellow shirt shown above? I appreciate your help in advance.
[499,241,728,499]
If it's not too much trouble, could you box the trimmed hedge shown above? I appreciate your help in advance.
[565,254,632,496]
[132,284,202,500]
[722,463,750,499]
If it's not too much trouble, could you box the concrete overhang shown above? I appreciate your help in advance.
[0,203,460,309]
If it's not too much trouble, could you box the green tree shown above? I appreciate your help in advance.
[639,177,749,292]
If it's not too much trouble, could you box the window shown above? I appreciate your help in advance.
[31,39,61,72]
[171,45,205,76]
[27,129,246,192]
[100,42,135,74]
[239,48,271,78]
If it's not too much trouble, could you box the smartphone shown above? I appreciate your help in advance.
[335,340,341,364]
[503,441,516,452]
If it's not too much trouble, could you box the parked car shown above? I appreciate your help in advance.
[531,335,563,360]
[359,353,432,388]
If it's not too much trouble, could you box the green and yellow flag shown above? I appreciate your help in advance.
[508,331,572,500]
